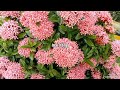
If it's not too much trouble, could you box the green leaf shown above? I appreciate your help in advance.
[29,52,34,61]
[21,45,31,48]
[53,32,60,40]
[25,31,33,38]
[49,14,61,23]
[116,57,120,63]
[84,38,94,47]
[52,69,61,77]
[87,35,96,39]
[59,25,67,32]
[59,29,65,34]
[18,32,26,39]
[75,33,83,40]
[85,59,94,67]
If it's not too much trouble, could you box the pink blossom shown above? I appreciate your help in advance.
[67,64,86,79]
[0,20,23,40]
[103,55,116,70]
[96,11,113,25]
[111,40,120,57]
[109,63,120,79]
[105,25,115,34]
[52,38,84,68]
[58,11,84,27]
[18,38,31,58]
[77,11,98,35]
[91,70,101,79]
[29,20,54,40]
[20,11,49,28]
[95,31,109,45]
[0,11,20,18]
[30,73,45,79]
[0,57,10,75]
[3,62,25,79]
[35,49,54,65]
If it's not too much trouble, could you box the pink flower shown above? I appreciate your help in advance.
[67,63,90,79]
[105,25,115,34]
[103,55,116,70]
[96,11,113,25]
[58,11,84,27]
[30,73,45,79]
[77,11,98,35]
[52,38,84,68]
[91,70,101,79]
[18,38,32,58]
[20,11,49,28]
[35,49,54,65]
[3,62,25,79]
[0,20,23,40]
[0,11,20,18]
[111,40,120,57]
[95,31,109,45]
[29,20,54,40]
[0,57,10,75]
[53,38,79,50]
[109,63,120,79]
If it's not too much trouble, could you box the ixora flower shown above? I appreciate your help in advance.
[111,40,120,57]
[0,11,21,18]
[30,73,45,79]
[109,63,120,79]
[103,55,116,70]
[91,70,102,79]
[20,11,54,40]
[52,38,84,68]
[96,11,113,25]
[0,57,10,75]
[20,11,49,28]
[2,62,25,79]
[29,20,54,40]
[67,63,92,79]
[35,49,54,65]
[57,11,85,27]
[0,20,23,40]
[18,38,32,58]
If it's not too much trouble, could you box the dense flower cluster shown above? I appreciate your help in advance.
[0,11,20,18]
[111,40,120,57]
[52,38,84,68]
[0,11,119,79]
[35,49,54,65]
[0,20,22,40]
[30,73,45,79]
[20,11,54,40]
[18,38,32,58]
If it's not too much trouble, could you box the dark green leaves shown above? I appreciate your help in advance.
[116,57,120,63]
[84,38,94,47]
[75,33,83,40]
[48,11,61,23]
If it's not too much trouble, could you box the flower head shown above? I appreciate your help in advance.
[0,20,22,40]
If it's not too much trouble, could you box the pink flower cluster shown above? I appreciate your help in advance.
[35,49,54,65]
[52,38,84,68]
[0,11,20,18]
[67,64,86,79]
[0,20,23,40]
[91,70,101,79]
[109,64,120,79]
[111,40,120,57]
[30,73,45,79]
[18,38,32,58]
[20,11,54,40]
[0,57,25,79]
[103,55,116,70]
